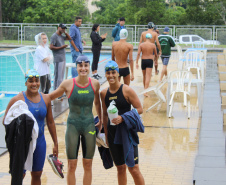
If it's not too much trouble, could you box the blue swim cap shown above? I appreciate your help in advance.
[105,61,119,73]
[76,55,90,64]
[146,33,152,39]
[25,69,40,82]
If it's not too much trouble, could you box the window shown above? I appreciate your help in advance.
[182,36,189,42]
[192,36,203,42]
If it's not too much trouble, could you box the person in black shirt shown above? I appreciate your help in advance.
[90,24,107,79]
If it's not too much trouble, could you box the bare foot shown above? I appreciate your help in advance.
[144,93,150,97]
[155,70,159,75]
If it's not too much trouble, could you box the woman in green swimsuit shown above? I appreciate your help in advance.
[49,55,102,185]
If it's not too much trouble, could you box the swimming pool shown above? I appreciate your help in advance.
[0,52,112,116]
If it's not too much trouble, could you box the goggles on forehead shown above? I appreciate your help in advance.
[105,66,118,71]
[25,74,40,82]
[76,60,90,64]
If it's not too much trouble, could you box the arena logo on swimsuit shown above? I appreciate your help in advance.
[109,96,117,100]
[78,90,89,94]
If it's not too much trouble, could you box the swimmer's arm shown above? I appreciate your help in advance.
[136,45,141,65]
[112,43,115,61]
[100,90,109,143]
[93,80,102,130]
[129,45,134,80]
[49,82,66,100]
[125,87,143,114]
[139,34,143,45]
[156,36,161,55]
[45,95,58,157]
[2,96,19,125]
[153,46,158,59]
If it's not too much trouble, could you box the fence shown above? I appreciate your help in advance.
[0,23,225,47]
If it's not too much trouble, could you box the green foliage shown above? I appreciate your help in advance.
[162,6,187,25]
[23,0,89,23]
[2,0,28,22]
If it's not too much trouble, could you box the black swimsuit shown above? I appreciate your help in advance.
[105,84,138,166]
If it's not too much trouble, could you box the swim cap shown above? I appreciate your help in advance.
[146,33,152,39]
[105,61,119,73]
[148,22,154,29]
[120,29,128,40]
[76,55,90,64]
[25,69,40,82]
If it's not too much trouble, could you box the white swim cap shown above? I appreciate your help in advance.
[120,29,128,40]
[146,33,152,39]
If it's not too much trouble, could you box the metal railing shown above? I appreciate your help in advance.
[0,23,225,46]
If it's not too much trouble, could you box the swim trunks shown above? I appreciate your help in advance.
[141,59,153,70]
[66,77,96,159]
[119,67,130,77]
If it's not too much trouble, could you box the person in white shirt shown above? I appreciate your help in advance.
[34,32,53,94]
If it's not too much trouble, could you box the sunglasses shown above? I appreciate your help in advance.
[76,60,90,64]
[105,66,118,71]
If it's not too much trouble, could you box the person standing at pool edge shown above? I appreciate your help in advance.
[158,26,175,82]
[70,16,86,78]
[49,55,102,185]
[3,69,59,185]
[50,23,76,91]
[90,23,107,80]
[136,33,157,97]
[112,17,126,41]
[34,32,53,94]
[100,60,145,185]
[112,29,134,86]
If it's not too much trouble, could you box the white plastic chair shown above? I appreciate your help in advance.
[184,51,204,80]
[192,41,205,48]
[140,79,167,112]
[176,44,184,70]
[168,70,192,118]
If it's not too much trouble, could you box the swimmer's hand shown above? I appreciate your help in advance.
[131,74,134,81]
[112,115,123,125]
[136,63,139,69]
[53,143,58,157]
[95,121,102,131]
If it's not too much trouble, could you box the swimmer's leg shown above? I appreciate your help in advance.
[144,68,152,97]
[123,75,130,86]
[31,171,43,185]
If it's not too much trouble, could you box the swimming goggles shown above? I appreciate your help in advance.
[28,74,40,78]
[76,59,90,64]
[105,66,118,71]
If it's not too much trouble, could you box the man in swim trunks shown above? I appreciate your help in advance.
[100,60,145,185]
[3,69,58,185]
[136,33,157,97]
[112,29,134,86]
[158,26,175,82]
[139,22,161,75]
[49,55,102,185]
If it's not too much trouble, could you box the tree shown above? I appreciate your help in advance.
[23,0,89,23]
[2,0,28,22]
[91,0,125,24]
[162,6,187,25]
[125,0,166,25]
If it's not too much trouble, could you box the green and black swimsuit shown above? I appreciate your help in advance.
[66,77,96,159]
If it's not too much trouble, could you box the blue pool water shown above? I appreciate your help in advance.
[0,52,111,116]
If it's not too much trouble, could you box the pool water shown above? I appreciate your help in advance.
[0,52,111,116]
